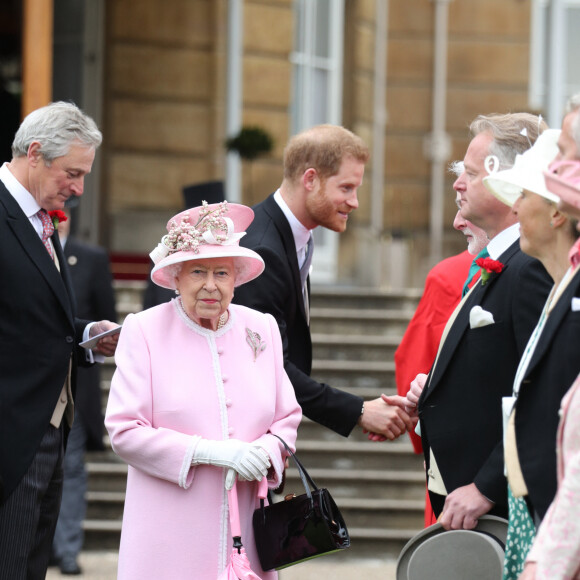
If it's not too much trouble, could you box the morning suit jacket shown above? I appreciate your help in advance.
[0,182,91,503]
[513,266,580,520]
[64,237,117,451]
[395,250,473,454]
[233,193,363,436]
[418,238,552,517]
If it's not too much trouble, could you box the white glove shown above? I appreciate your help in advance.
[192,438,271,490]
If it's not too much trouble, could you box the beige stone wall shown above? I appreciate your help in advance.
[239,0,293,206]
[384,0,532,285]
[339,0,378,283]
[102,0,535,286]
[103,0,227,250]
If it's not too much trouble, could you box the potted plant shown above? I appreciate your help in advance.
[225,126,274,200]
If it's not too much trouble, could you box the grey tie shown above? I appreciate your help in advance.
[300,234,313,323]
[300,234,313,290]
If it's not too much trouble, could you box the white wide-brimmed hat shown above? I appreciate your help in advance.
[483,129,561,206]
[396,515,508,580]
[544,159,580,210]
[149,201,264,290]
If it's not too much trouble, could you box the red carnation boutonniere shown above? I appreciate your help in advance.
[476,257,504,285]
[49,210,68,229]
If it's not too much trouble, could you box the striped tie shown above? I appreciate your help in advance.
[462,246,489,296]
[38,209,55,258]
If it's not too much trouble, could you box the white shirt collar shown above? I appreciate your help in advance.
[273,189,312,254]
[0,162,41,218]
[486,222,520,260]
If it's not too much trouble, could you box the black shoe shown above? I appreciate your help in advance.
[59,556,82,576]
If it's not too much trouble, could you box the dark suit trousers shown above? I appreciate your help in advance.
[0,424,64,580]
[53,416,88,560]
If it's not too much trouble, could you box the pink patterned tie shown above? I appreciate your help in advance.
[38,209,55,258]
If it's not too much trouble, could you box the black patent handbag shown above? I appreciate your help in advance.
[252,435,350,571]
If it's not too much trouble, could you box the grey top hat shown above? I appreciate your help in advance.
[396,515,508,580]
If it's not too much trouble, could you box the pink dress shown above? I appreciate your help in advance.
[105,300,302,579]
[526,374,580,579]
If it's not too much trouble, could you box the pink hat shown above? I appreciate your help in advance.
[149,201,264,290]
[544,159,580,210]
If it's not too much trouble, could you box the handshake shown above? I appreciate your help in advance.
[192,438,271,490]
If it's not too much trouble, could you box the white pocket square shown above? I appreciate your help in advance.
[572,297,580,312]
[469,305,495,329]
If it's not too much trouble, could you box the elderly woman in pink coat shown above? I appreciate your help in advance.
[105,201,302,579]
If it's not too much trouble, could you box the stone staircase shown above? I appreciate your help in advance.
[83,282,426,559]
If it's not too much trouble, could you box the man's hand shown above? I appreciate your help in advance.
[406,373,428,410]
[89,320,120,357]
[358,397,415,442]
[438,483,494,530]
[382,393,419,418]
[518,561,537,580]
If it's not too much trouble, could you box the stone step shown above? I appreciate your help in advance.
[87,446,425,496]
[87,458,127,493]
[84,492,424,534]
[309,286,423,311]
[112,281,423,314]
[310,308,413,337]
[82,462,425,554]
[83,520,123,551]
[288,440,423,471]
[311,333,401,361]
[283,467,426,501]
[86,491,125,521]
[296,418,383,442]
[343,528,419,559]
[312,359,396,391]
[83,520,419,560]
[337,498,424,530]
[112,280,145,317]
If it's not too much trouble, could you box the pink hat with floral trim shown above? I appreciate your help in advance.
[149,201,264,290]
[544,159,580,210]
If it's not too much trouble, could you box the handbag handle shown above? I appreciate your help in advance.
[260,435,319,510]
[227,480,243,553]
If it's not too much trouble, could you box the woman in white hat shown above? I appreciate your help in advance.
[518,149,580,580]
[105,201,302,579]
[483,129,580,580]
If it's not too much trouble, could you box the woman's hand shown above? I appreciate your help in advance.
[192,438,271,489]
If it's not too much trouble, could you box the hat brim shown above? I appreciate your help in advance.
[544,170,580,210]
[150,244,265,290]
[482,129,561,207]
[406,529,504,579]
[484,172,560,207]
[396,515,508,580]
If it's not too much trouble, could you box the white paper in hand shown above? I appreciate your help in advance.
[79,325,122,350]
